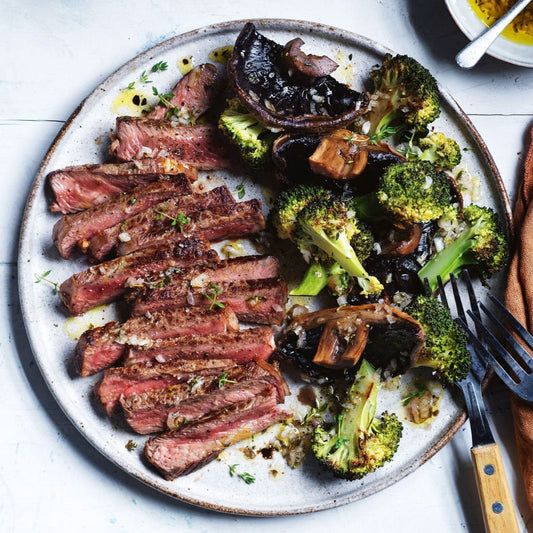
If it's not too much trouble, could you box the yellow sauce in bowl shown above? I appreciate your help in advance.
[468,0,533,45]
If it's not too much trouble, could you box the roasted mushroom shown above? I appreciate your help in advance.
[228,23,369,133]
[280,304,425,371]
[272,130,406,192]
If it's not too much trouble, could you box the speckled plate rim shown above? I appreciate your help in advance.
[445,0,533,68]
[18,18,512,516]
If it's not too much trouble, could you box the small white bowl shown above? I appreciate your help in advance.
[445,0,533,67]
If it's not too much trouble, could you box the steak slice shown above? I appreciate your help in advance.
[95,358,239,416]
[74,306,237,378]
[123,376,280,435]
[144,392,291,479]
[87,185,235,261]
[59,238,217,316]
[141,254,279,293]
[146,63,224,122]
[53,175,192,259]
[48,158,197,213]
[123,326,276,366]
[110,118,235,170]
[114,199,265,257]
[129,277,287,325]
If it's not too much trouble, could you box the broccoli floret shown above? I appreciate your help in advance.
[349,160,455,226]
[363,54,440,141]
[418,204,508,292]
[418,132,462,171]
[270,184,333,240]
[294,199,383,297]
[406,294,471,382]
[218,97,277,167]
[311,359,403,479]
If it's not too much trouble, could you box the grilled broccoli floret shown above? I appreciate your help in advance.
[291,220,375,297]
[312,359,403,479]
[406,294,471,382]
[349,160,455,227]
[294,199,383,297]
[270,184,333,240]
[218,97,277,167]
[363,54,440,141]
[418,132,462,171]
[418,204,508,292]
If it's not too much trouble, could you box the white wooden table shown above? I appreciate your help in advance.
[2,1,533,531]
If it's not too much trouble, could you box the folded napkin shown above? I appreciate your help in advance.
[505,124,533,510]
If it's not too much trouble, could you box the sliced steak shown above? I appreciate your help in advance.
[74,306,237,378]
[141,254,279,293]
[129,277,287,325]
[124,377,280,435]
[114,199,265,257]
[87,185,235,261]
[48,158,197,214]
[144,392,291,479]
[95,358,239,416]
[146,63,225,122]
[59,238,217,316]
[53,175,192,259]
[110,118,235,170]
[123,326,276,366]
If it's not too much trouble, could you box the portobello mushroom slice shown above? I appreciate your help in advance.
[228,23,369,133]
[280,304,425,370]
[271,131,406,191]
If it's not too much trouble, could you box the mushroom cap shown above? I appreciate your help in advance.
[228,23,370,133]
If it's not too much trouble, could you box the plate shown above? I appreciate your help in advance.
[18,19,512,515]
[445,0,533,68]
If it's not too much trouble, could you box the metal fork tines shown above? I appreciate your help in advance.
[462,294,533,402]
[437,273,493,446]
[436,273,520,532]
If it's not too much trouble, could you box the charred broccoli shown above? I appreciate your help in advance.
[349,160,455,227]
[406,294,471,382]
[312,359,403,479]
[418,204,508,292]
[362,54,440,141]
[418,132,462,171]
[270,184,333,240]
[218,97,277,167]
[294,199,383,297]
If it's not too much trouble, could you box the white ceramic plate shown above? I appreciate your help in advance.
[18,19,512,515]
[445,0,533,68]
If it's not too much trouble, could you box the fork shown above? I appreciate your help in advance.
[435,273,520,533]
[462,294,533,403]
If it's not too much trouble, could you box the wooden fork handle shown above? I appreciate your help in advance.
[471,443,520,532]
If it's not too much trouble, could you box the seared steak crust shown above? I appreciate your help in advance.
[74,306,236,378]
[95,358,239,416]
[110,118,235,169]
[87,185,235,261]
[53,175,192,259]
[123,326,276,366]
[48,158,197,213]
[59,238,217,316]
[144,392,290,479]
[114,199,265,258]
[129,276,287,325]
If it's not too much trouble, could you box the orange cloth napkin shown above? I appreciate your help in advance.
[505,125,533,510]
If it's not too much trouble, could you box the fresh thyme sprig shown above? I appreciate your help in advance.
[154,209,190,232]
[229,464,256,484]
[234,180,247,200]
[217,372,237,388]
[34,270,59,295]
[151,60,168,73]
[204,284,225,310]
[127,60,168,89]
[152,86,175,108]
